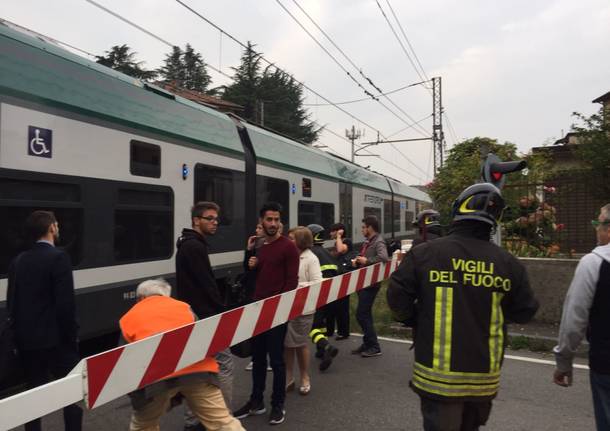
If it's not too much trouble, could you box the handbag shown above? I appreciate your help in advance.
[0,254,22,384]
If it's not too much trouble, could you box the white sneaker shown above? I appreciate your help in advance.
[244,361,273,371]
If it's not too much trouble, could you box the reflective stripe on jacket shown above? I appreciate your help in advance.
[120,295,219,378]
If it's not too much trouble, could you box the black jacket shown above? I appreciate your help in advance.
[7,242,78,351]
[388,221,539,401]
[175,229,224,320]
[412,226,443,248]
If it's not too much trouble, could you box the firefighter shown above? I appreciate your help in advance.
[306,224,340,371]
[412,209,443,247]
[387,183,539,431]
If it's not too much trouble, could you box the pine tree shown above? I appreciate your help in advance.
[183,44,211,92]
[158,46,185,84]
[222,42,319,143]
[96,45,156,80]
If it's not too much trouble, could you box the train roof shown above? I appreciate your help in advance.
[0,23,430,203]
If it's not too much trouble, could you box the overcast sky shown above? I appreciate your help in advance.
[3,0,610,185]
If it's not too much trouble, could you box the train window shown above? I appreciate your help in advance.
[194,164,245,252]
[130,140,161,178]
[384,200,401,233]
[114,188,173,263]
[0,178,80,202]
[298,201,334,228]
[0,206,84,276]
[257,176,290,228]
[406,211,415,230]
[302,178,312,197]
[363,207,382,232]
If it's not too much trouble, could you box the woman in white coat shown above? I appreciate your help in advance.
[284,226,322,395]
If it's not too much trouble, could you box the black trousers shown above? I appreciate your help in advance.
[20,344,83,431]
[251,324,287,408]
[326,296,350,337]
[420,396,492,431]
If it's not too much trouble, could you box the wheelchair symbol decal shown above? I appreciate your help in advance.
[27,126,53,158]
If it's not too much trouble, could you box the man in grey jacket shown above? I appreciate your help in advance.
[351,215,389,357]
[554,203,610,430]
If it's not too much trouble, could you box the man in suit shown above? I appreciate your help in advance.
[7,210,82,431]
[351,215,389,357]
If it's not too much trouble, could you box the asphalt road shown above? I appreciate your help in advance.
[9,336,595,431]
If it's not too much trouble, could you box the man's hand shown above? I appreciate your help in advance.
[354,256,368,266]
[337,229,344,238]
[553,369,573,387]
[248,256,258,269]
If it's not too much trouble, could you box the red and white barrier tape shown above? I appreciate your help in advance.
[0,254,399,428]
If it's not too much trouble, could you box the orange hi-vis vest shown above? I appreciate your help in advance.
[119,295,219,379]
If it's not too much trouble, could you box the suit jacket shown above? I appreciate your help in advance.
[7,242,78,351]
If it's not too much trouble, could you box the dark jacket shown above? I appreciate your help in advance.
[412,226,443,248]
[388,221,539,401]
[7,242,78,351]
[311,244,340,278]
[175,229,224,320]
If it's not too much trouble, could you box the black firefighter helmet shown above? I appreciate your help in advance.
[451,183,505,226]
[412,209,441,229]
[307,224,326,244]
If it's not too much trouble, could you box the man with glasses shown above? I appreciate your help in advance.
[176,201,234,431]
[554,204,610,430]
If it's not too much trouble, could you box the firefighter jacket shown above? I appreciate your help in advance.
[311,244,340,278]
[120,295,219,380]
[387,222,539,401]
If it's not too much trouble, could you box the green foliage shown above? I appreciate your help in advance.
[96,45,157,80]
[222,42,320,144]
[157,44,211,93]
[427,137,518,223]
[570,108,610,196]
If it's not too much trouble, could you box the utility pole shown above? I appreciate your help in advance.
[345,125,363,163]
[432,76,445,174]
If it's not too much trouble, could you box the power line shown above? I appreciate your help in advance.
[387,114,433,139]
[303,80,427,106]
[385,0,429,81]
[277,0,429,137]
[276,0,428,135]
[374,0,427,84]
[84,0,233,80]
[443,111,460,146]
[173,0,390,139]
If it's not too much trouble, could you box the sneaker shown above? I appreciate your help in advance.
[361,347,382,357]
[351,345,366,355]
[269,405,285,425]
[234,400,266,419]
[319,345,339,371]
[245,361,273,372]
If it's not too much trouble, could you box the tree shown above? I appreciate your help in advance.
[570,108,610,191]
[222,42,320,144]
[157,45,212,93]
[427,137,519,222]
[96,45,156,80]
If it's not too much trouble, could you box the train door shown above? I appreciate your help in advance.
[339,182,353,237]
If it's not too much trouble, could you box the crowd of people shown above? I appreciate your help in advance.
[5,186,610,431]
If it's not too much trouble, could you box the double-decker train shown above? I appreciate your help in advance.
[0,23,430,340]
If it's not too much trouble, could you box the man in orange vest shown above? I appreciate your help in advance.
[120,279,244,431]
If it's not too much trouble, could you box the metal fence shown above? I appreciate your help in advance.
[502,171,607,257]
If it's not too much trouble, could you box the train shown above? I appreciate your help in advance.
[0,23,431,340]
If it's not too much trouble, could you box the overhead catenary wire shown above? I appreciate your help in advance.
[303,80,427,106]
[282,0,430,137]
[173,0,390,140]
[84,0,233,80]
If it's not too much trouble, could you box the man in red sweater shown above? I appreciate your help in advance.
[234,202,299,425]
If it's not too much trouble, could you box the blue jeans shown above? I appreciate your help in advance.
[590,371,610,430]
[356,284,381,350]
[251,324,287,408]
